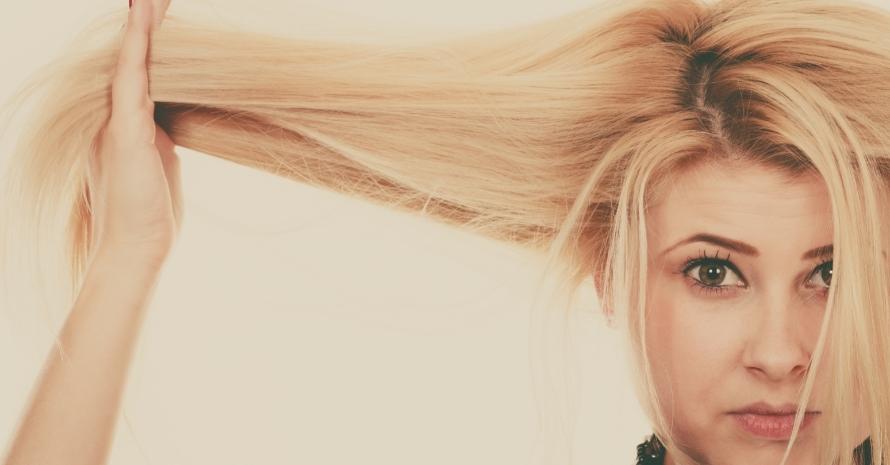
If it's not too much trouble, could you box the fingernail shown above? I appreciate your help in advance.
[129,0,133,8]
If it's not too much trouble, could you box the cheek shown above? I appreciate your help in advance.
[645,280,742,426]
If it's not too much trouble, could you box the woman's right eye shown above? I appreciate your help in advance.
[683,259,746,288]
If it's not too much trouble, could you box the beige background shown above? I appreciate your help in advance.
[6,0,883,464]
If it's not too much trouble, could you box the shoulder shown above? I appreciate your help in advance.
[635,433,665,465]
[855,437,872,465]
[634,434,872,465]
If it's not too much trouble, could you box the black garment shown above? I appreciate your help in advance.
[634,434,873,465]
[635,434,665,465]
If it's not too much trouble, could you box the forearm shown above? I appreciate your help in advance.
[2,248,165,465]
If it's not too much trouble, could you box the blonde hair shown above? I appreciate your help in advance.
[2,0,890,464]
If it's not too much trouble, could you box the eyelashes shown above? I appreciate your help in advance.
[679,249,833,298]
[680,250,744,297]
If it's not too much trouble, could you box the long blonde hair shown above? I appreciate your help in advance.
[2,0,890,464]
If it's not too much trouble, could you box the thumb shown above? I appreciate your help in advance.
[150,0,172,31]
[155,125,183,232]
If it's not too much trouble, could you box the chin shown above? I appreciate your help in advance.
[682,428,816,465]
[717,437,816,465]
[693,449,812,465]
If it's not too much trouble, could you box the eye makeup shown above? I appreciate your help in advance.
[676,248,833,298]
[679,249,746,298]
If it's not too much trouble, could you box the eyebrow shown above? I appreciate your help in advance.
[659,233,833,261]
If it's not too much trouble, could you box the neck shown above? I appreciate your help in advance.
[664,449,701,465]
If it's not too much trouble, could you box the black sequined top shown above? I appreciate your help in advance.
[635,434,665,465]
[635,434,873,465]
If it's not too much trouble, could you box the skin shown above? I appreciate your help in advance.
[643,160,869,465]
[90,0,181,257]
[1,1,180,464]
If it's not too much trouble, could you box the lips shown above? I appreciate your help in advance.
[731,412,820,440]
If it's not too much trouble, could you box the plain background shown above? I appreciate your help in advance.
[6,0,885,464]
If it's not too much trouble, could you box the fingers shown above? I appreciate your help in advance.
[111,0,154,123]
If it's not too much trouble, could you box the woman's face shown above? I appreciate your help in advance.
[643,161,867,465]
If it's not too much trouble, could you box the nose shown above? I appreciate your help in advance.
[741,291,812,382]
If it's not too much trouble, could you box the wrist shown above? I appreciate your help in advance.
[90,243,170,274]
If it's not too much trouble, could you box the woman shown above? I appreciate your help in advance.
[1,0,888,464]
[629,160,879,465]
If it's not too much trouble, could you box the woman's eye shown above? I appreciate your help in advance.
[684,260,745,288]
[807,260,833,289]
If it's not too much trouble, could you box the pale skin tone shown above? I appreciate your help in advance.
[1,1,180,464]
[0,2,874,464]
[643,161,869,465]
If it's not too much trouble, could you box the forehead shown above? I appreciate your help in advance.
[647,162,833,248]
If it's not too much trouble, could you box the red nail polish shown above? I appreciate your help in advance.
[129,0,132,8]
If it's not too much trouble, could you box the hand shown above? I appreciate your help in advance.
[89,0,180,262]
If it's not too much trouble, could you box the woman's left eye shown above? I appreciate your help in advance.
[807,260,833,289]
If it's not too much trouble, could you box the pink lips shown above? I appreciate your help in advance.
[731,412,820,440]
